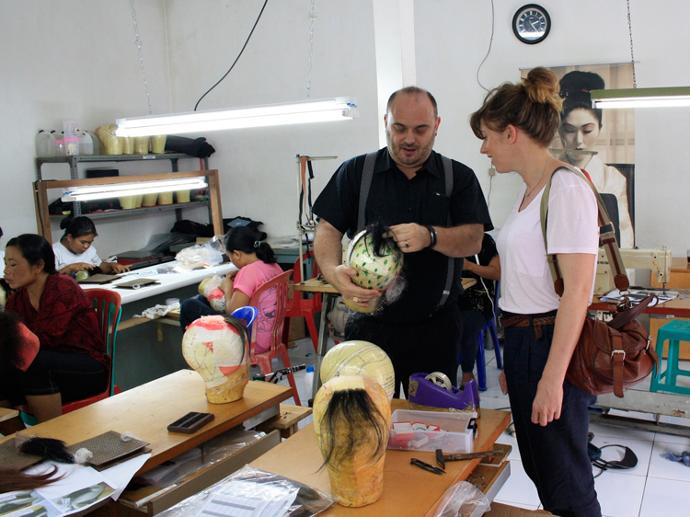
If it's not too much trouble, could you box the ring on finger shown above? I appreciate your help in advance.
[353,296,360,303]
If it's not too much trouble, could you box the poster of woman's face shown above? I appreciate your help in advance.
[521,64,636,247]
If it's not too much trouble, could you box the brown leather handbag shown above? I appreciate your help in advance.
[540,164,658,398]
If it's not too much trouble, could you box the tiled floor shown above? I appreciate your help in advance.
[260,337,690,517]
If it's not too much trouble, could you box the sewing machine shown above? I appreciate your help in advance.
[594,247,673,295]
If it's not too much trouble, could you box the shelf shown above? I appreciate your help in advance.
[36,153,193,165]
[48,200,209,221]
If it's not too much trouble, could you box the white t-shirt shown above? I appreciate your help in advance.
[53,240,102,270]
[495,168,599,314]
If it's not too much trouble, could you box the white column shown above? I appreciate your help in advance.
[372,0,417,147]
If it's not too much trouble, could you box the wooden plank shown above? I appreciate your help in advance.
[206,169,224,237]
[34,170,212,189]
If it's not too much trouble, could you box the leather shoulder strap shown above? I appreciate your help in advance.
[539,163,629,296]
[357,152,378,233]
[438,155,455,308]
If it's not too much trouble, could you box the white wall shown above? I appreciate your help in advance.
[164,0,379,238]
[415,0,690,256]
[0,0,180,257]
[1,0,688,258]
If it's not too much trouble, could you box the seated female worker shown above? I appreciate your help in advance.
[54,216,129,275]
[3,234,107,422]
[179,226,282,353]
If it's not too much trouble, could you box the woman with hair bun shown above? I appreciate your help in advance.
[54,216,129,275]
[179,226,283,353]
[470,67,601,516]
[558,70,633,247]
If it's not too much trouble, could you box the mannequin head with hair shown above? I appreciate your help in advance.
[313,375,391,507]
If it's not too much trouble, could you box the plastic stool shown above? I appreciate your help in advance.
[476,317,503,392]
[650,319,690,395]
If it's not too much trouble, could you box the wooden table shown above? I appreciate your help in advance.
[2,370,291,474]
[251,401,511,516]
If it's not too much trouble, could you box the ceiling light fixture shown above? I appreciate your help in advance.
[115,97,358,137]
[592,86,690,109]
[591,0,690,110]
[62,177,208,202]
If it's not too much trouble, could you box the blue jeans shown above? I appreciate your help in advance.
[503,322,601,517]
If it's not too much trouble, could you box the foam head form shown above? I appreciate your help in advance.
[181,315,249,403]
[320,340,395,399]
[345,225,403,313]
[313,375,391,507]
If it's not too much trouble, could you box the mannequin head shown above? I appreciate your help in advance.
[313,375,391,507]
[181,315,249,403]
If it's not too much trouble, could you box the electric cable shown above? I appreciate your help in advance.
[476,0,495,92]
[193,0,270,111]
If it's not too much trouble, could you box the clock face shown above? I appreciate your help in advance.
[513,4,551,44]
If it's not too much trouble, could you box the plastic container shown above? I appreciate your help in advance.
[305,364,315,391]
[119,196,137,209]
[54,130,65,156]
[134,136,150,154]
[158,191,173,205]
[151,134,167,154]
[63,120,80,155]
[175,190,190,203]
[35,130,54,157]
[142,193,158,207]
[387,409,475,452]
[78,130,94,155]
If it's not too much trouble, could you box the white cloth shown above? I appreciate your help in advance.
[496,168,599,314]
[53,240,102,270]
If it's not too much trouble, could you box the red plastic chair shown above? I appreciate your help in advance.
[62,288,123,412]
[282,251,322,352]
[250,270,302,405]
[20,289,122,424]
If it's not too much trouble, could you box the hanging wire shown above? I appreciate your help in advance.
[476,0,495,92]
[305,0,317,98]
[193,0,270,111]
[128,0,153,115]
[626,0,637,88]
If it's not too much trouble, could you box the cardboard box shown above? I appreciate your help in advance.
[288,315,306,343]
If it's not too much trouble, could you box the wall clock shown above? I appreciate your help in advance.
[512,4,551,45]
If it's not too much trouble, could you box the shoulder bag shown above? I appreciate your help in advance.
[540,164,657,398]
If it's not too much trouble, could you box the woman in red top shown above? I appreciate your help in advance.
[3,234,107,422]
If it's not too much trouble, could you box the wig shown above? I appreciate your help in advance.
[319,388,388,467]
[0,466,61,494]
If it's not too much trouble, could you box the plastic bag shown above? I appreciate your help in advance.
[175,237,225,270]
[158,465,333,517]
[431,480,491,517]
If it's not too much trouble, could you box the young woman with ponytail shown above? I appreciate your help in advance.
[179,227,282,353]
[470,68,601,516]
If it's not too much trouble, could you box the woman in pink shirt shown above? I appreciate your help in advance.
[180,227,283,353]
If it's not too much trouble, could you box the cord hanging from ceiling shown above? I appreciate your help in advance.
[193,0,270,111]
[305,0,317,98]
[625,0,637,88]
[128,0,153,115]
[476,0,495,92]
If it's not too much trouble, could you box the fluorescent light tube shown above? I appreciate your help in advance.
[62,178,207,202]
[116,97,358,137]
[591,86,690,109]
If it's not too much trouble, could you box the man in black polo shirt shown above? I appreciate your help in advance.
[313,86,493,396]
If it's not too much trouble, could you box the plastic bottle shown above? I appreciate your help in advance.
[35,130,54,157]
[78,129,94,155]
[54,130,65,156]
[305,364,315,391]
[63,120,79,155]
